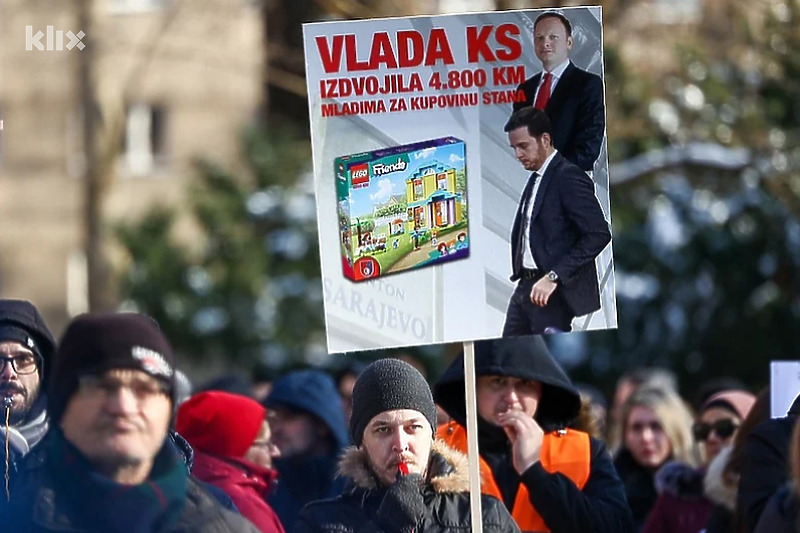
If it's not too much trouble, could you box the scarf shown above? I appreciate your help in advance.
[47,428,188,533]
[1,395,49,456]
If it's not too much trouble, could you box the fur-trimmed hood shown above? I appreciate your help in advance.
[338,439,469,494]
[704,445,737,511]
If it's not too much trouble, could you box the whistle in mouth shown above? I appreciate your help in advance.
[398,461,409,476]
[2,396,13,408]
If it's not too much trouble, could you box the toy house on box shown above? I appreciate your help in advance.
[336,137,469,282]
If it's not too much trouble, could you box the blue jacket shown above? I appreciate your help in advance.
[263,370,348,531]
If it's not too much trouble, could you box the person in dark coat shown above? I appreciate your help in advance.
[295,358,520,533]
[614,386,697,531]
[177,391,285,533]
[502,107,611,335]
[0,299,56,473]
[263,369,349,531]
[751,414,800,533]
[1,312,258,533]
[433,336,633,533]
[512,11,605,172]
[739,393,800,532]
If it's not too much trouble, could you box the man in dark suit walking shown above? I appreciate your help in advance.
[513,11,605,173]
[502,107,611,336]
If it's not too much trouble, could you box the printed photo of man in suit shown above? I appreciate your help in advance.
[502,107,611,336]
[512,11,605,173]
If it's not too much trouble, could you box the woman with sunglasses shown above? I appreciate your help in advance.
[614,386,697,532]
[176,391,286,533]
[641,389,755,533]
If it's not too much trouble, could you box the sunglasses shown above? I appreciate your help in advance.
[692,418,739,441]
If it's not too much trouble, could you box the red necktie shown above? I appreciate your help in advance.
[533,72,552,110]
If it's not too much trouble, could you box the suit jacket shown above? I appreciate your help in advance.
[513,62,605,172]
[510,151,611,317]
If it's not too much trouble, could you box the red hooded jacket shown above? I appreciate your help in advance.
[177,391,285,533]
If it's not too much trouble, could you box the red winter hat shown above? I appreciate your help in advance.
[176,391,266,458]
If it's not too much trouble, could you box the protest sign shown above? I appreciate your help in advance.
[304,7,615,351]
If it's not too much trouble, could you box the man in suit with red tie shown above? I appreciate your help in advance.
[502,107,611,336]
[513,11,605,173]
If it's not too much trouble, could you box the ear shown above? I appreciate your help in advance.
[542,132,553,147]
[566,35,573,50]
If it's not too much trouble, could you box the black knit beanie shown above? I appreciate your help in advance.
[0,299,57,386]
[350,358,437,446]
[48,312,176,424]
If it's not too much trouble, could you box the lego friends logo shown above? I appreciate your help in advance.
[354,256,381,280]
[372,158,407,176]
[350,163,370,187]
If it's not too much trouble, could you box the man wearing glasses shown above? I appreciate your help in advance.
[2,312,258,532]
[0,300,56,463]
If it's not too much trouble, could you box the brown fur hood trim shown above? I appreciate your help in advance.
[338,439,470,493]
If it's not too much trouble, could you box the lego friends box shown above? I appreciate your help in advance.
[303,7,617,352]
[336,137,469,282]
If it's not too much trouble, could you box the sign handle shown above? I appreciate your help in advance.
[463,341,484,533]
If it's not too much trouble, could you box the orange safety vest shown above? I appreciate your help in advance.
[437,420,591,533]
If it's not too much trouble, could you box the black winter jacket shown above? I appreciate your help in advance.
[752,484,800,533]
[294,440,520,533]
[739,394,800,532]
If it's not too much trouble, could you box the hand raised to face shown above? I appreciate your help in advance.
[496,408,545,474]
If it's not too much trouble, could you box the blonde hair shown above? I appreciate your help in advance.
[618,386,698,466]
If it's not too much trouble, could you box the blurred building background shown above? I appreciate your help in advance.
[0,0,798,394]
[0,0,262,327]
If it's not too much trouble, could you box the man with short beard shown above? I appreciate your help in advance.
[295,358,520,533]
[0,300,56,462]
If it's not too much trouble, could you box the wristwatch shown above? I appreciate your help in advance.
[546,270,559,283]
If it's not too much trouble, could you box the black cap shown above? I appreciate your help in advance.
[48,313,175,424]
[350,358,437,446]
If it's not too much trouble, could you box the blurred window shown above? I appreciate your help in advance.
[122,103,167,177]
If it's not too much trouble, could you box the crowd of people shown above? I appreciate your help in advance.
[0,298,797,533]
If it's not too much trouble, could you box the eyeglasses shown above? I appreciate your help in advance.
[692,418,739,441]
[77,375,169,401]
[0,355,38,375]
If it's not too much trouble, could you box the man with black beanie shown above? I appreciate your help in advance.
[434,336,633,533]
[0,299,56,464]
[2,312,258,533]
[295,357,520,533]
